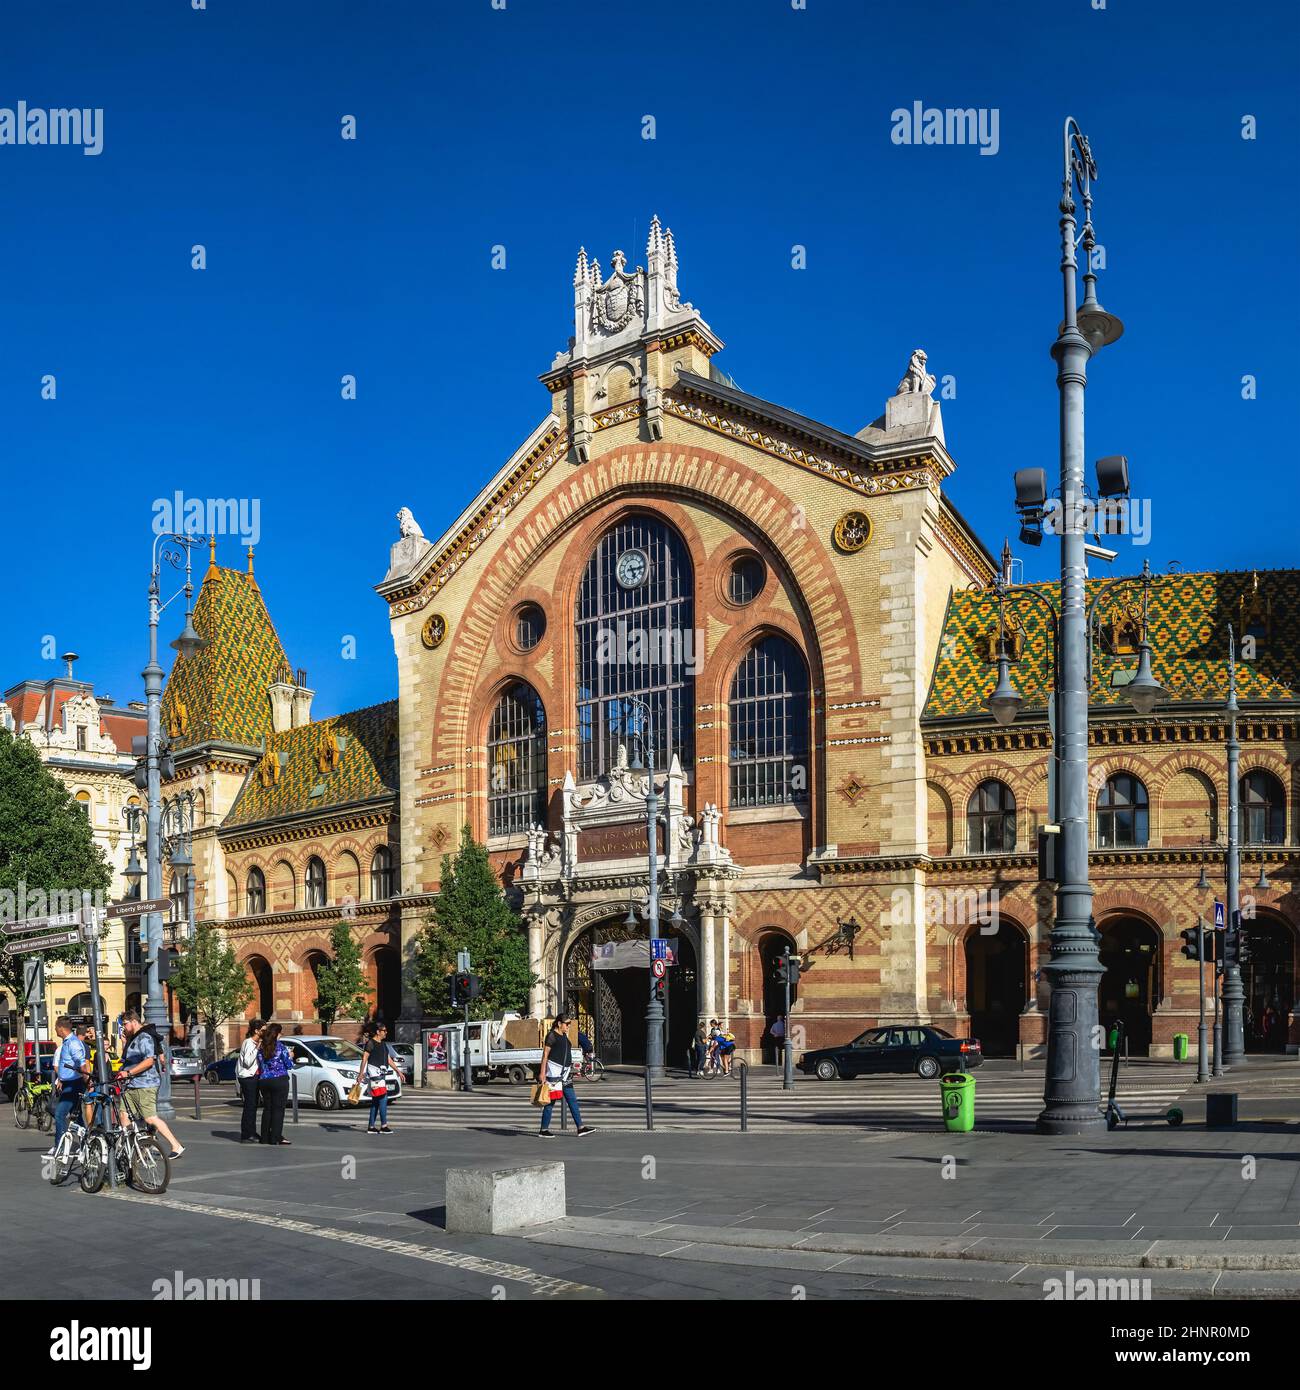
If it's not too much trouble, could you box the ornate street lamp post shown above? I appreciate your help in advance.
[142,534,206,1119]
[1221,628,1246,1064]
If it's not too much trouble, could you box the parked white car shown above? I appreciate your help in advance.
[287,1036,402,1111]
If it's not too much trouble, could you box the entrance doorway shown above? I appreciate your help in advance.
[562,919,697,1067]
[1098,918,1161,1056]
[964,922,1028,1057]
[759,932,798,1064]
[1242,916,1295,1053]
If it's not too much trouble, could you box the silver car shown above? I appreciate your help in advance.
[169,1047,205,1080]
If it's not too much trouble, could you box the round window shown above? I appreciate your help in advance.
[727,554,766,606]
[515,605,546,651]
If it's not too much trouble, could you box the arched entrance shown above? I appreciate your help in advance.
[963,921,1028,1057]
[246,956,273,1020]
[372,946,401,1027]
[1098,917,1161,1056]
[1242,915,1296,1053]
[562,918,698,1067]
[758,931,798,1064]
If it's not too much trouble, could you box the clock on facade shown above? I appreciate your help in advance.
[615,548,650,589]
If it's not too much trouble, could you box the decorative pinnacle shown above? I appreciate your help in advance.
[574,246,588,287]
[664,227,677,270]
[647,214,662,258]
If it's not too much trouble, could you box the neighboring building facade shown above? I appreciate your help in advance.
[160,544,401,1051]
[2,658,147,1035]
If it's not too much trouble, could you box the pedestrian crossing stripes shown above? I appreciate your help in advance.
[239,1073,1193,1134]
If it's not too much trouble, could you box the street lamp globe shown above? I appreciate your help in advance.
[170,612,206,659]
[1126,642,1167,717]
[1076,276,1125,353]
[988,655,1023,727]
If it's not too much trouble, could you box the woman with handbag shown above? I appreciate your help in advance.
[359,1023,395,1134]
[536,1012,593,1138]
[256,1022,293,1146]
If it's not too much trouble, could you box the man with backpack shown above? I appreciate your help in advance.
[119,1010,184,1160]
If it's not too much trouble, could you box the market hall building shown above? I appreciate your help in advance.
[375,218,1300,1064]
[159,219,1298,1063]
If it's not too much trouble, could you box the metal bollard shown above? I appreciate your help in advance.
[290,1070,299,1124]
[739,1059,748,1132]
[645,1065,654,1131]
[193,1075,201,1121]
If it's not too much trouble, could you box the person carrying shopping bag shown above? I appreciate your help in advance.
[536,1012,593,1138]
[359,1023,396,1134]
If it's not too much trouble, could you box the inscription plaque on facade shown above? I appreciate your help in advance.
[580,820,665,863]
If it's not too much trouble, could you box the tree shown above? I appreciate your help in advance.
[0,730,112,1025]
[413,824,535,1020]
[313,922,372,1031]
[168,924,254,1057]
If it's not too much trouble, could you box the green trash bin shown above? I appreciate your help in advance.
[1172,1033,1189,1062]
[940,1073,975,1133]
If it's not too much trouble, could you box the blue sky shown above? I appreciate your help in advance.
[1,0,1295,720]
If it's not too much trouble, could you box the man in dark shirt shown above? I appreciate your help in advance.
[538,1012,592,1138]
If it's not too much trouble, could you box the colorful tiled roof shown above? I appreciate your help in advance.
[224,700,400,827]
[923,568,1300,721]
[161,565,292,750]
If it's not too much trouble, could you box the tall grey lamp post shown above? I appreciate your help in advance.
[1222,627,1245,1064]
[1033,120,1127,1134]
[161,790,199,1047]
[621,694,668,1079]
[143,533,206,1119]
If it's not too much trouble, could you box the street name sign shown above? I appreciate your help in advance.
[3,928,82,956]
[1,910,81,936]
[104,897,171,920]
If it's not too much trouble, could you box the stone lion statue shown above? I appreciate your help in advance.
[896,349,936,397]
[397,507,424,540]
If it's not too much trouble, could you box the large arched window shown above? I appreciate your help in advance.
[245,867,266,916]
[728,637,810,808]
[575,516,695,779]
[967,780,1016,853]
[487,683,547,836]
[304,856,327,909]
[370,845,395,900]
[1097,774,1149,848]
[1241,771,1285,845]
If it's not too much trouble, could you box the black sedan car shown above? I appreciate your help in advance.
[799,1025,982,1081]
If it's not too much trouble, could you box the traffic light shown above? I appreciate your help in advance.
[772,954,802,986]
[450,972,481,1007]
[1180,927,1201,962]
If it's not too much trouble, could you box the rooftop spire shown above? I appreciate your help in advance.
[247,544,257,587]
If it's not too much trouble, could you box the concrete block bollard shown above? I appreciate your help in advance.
[445,1162,565,1234]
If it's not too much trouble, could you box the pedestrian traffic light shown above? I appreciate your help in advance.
[1179,927,1201,962]
[450,972,481,1006]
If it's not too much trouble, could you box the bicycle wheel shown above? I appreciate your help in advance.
[13,1089,31,1129]
[129,1136,170,1194]
[80,1134,110,1194]
[48,1134,74,1186]
[36,1094,54,1134]
[591,1058,605,1080]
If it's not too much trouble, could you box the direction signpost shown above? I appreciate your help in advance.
[105,897,170,920]
[2,928,82,956]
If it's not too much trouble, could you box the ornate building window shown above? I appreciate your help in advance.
[967,779,1016,853]
[1241,771,1285,845]
[370,845,395,900]
[728,636,810,808]
[576,516,695,779]
[246,867,265,916]
[1097,774,1149,849]
[487,682,547,837]
[515,605,546,652]
[727,553,765,606]
[305,856,327,909]
[169,871,186,925]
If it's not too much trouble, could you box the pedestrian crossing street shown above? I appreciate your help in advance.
[257,1068,1197,1134]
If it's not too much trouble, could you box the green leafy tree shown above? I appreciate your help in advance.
[168,923,255,1057]
[413,824,535,1021]
[313,922,372,1030]
[0,730,111,1022]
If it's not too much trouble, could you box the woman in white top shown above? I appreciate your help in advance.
[237,1020,264,1143]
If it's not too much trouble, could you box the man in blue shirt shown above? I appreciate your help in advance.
[50,1015,89,1152]
[119,1010,184,1160]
